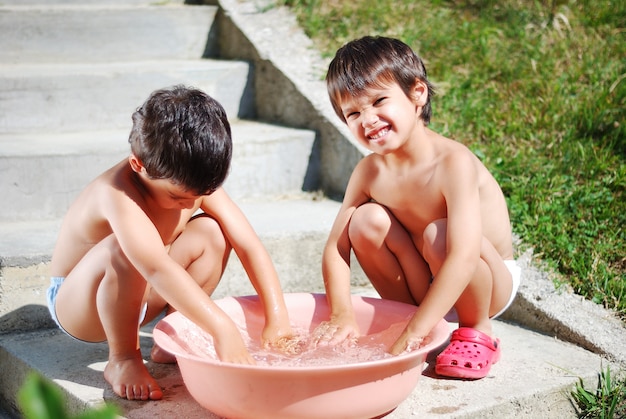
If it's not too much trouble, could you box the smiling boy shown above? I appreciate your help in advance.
[314,36,521,379]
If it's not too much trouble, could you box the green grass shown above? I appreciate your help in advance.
[571,365,626,418]
[279,0,626,319]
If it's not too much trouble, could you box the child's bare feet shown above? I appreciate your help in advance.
[150,343,176,364]
[104,351,163,400]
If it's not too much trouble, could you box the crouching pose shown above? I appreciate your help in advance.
[314,36,521,379]
[48,85,294,400]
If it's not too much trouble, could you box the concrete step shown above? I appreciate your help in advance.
[0,307,610,419]
[224,120,317,201]
[0,121,315,221]
[0,3,217,64]
[0,60,254,134]
[0,131,128,222]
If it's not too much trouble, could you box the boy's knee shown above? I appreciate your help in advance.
[186,214,229,251]
[188,214,221,234]
[349,203,390,243]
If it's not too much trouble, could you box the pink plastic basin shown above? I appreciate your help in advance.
[153,293,449,419]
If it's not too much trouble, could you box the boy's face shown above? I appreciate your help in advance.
[152,179,202,210]
[144,177,202,210]
[130,155,202,210]
[339,81,426,155]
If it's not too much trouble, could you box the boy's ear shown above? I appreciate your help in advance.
[128,154,146,174]
[411,79,429,106]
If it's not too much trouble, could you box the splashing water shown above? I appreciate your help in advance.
[250,333,390,367]
[175,317,413,367]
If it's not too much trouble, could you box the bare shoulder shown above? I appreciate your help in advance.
[89,163,137,212]
[63,162,141,235]
[50,161,138,274]
[345,153,384,199]
[354,153,385,181]
[199,187,250,228]
[434,135,493,181]
[436,134,475,161]
[202,185,243,210]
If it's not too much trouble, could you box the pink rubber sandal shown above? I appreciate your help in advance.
[435,327,500,379]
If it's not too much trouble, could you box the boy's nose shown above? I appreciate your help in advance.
[179,199,195,209]
[361,109,378,127]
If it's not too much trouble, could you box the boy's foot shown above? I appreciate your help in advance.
[150,343,177,364]
[435,327,500,380]
[104,351,163,400]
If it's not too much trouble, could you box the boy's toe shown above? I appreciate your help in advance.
[149,386,163,400]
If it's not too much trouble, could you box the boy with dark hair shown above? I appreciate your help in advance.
[315,37,521,379]
[48,85,294,400]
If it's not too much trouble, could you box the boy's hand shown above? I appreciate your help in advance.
[264,334,305,355]
[389,330,431,355]
[311,316,360,347]
[261,323,304,355]
[213,328,255,365]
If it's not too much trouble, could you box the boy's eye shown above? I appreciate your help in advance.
[170,193,193,201]
[345,111,359,120]
[374,97,386,106]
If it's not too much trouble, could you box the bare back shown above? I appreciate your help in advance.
[50,159,200,277]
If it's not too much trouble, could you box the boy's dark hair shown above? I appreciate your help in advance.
[326,36,436,124]
[129,85,232,195]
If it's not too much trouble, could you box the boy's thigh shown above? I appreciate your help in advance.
[55,235,135,339]
[57,235,117,302]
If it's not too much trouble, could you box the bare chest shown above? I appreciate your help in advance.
[369,170,447,233]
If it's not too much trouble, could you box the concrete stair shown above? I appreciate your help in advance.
[0,0,336,342]
[1,0,625,418]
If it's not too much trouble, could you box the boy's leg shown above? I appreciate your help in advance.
[421,219,513,335]
[169,214,230,286]
[348,203,431,305]
[422,219,514,379]
[145,214,231,362]
[457,237,513,328]
[54,234,162,401]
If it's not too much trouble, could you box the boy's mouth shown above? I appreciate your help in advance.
[367,125,390,141]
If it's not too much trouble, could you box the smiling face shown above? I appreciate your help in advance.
[326,36,436,129]
[340,80,427,155]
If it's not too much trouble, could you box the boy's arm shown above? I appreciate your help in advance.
[391,152,483,353]
[200,188,293,345]
[315,164,371,345]
[103,188,253,363]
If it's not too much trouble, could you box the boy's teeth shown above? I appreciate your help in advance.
[369,127,389,139]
